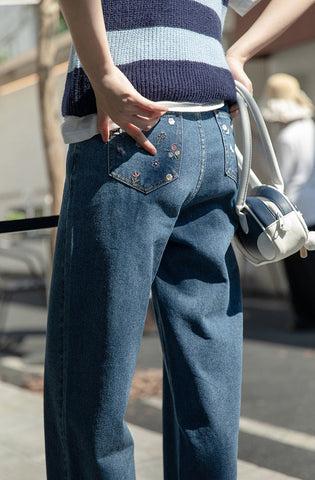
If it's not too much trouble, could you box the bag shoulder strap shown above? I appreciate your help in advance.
[234,81,284,214]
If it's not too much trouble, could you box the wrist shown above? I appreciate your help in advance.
[88,61,116,89]
[225,47,248,67]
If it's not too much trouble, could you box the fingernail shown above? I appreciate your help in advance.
[150,146,157,155]
[146,143,157,155]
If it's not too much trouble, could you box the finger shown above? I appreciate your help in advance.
[135,104,168,116]
[131,114,160,131]
[132,93,168,114]
[124,102,167,118]
[229,104,239,118]
[238,77,253,95]
[97,114,110,142]
[124,123,157,155]
[132,107,165,119]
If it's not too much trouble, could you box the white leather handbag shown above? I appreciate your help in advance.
[233,81,315,267]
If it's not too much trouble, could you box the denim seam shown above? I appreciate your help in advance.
[151,288,171,386]
[213,111,238,185]
[54,225,68,480]
[60,145,78,480]
[109,171,180,193]
[182,112,207,206]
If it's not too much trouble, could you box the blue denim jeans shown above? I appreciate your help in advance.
[44,107,243,480]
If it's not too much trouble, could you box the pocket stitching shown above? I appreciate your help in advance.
[214,112,238,184]
[108,115,182,194]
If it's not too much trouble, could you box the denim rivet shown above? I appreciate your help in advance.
[166,174,173,181]
[168,118,175,125]
[222,124,229,133]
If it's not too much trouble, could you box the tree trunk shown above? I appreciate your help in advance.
[37,0,65,256]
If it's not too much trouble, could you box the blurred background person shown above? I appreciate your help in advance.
[261,73,315,330]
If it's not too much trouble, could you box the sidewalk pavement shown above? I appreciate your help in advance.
[0,380,302,480]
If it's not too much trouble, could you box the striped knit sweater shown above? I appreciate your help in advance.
[62,0,237,117]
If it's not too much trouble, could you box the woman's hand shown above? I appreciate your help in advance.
[226,54,253,94]
[92,66,168,155]
[225,52,253,117]
[59,0,168,155]
[225,0,315,117]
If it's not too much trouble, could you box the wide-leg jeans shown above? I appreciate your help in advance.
[44,108,243,480]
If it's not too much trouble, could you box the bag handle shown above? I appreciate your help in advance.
[234,82,285,226]
[234,81,315,251]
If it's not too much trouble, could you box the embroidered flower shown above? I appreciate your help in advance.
[157,132,166,145]
[166,145,180,160]
[152,160,160,168]
[117,145,126,155]
[131,172,141,184]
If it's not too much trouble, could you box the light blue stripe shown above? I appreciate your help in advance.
[68,45,81,72]
[67,27,229,74]
[108,27,228,68]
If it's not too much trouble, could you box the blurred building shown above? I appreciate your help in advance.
[231,1,315,119]
[0,5,38,61]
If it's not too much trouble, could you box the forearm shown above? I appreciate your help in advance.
[59,0,114,84]
[59,0,167,154]
[227,0,315,64]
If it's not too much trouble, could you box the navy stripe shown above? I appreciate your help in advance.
[101,0,222,40]
[62,68,96,117]
[62,62,236,117]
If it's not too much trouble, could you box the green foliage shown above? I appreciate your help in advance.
[56,14,68,34]
[0,51,8,64]
[5,210,26,221]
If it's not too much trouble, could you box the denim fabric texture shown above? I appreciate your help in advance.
[44,107,243,480]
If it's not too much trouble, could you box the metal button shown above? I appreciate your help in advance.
[222,124,229,133]
[168,118,175,125]
[166,174,173,181]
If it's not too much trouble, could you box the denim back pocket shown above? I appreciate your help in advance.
[214,111,238,185]
[108,114,182,194]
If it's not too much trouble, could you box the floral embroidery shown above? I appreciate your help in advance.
[117,145,126,155]
[166,145,180,160]
[157,132,166,145]
[131,172,141,184]
[152,160,160,168]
